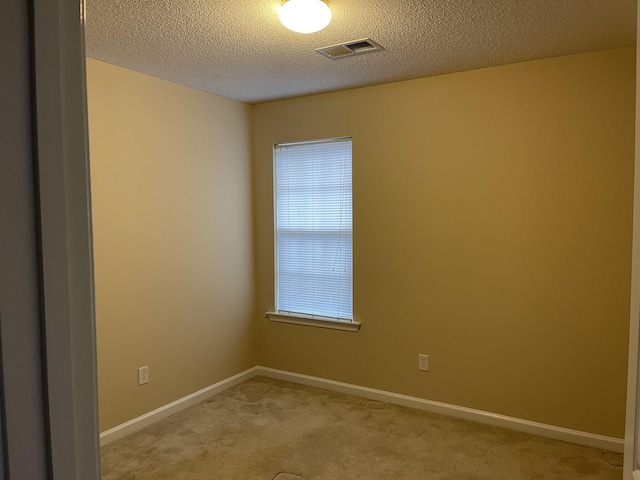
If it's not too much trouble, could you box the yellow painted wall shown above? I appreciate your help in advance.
[252,47,636,438]
[87,59,255,430]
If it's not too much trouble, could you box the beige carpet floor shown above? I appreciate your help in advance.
[101,377,623,479]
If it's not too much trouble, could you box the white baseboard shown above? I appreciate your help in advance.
[100,365,624,453]
[99,366,259,446]
[256,366,624,453]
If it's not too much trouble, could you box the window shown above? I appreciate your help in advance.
[268,137,359,331]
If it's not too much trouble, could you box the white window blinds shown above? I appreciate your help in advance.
[274,138,353,321]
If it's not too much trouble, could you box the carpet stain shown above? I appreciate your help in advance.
[604,452,624,467]
[366,400,385,410]
[273,473,303,480]
[101,377,623,480]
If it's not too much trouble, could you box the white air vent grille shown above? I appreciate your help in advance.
[316,38,385,59]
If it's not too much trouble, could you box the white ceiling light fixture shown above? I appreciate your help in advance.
[278,0,332,34]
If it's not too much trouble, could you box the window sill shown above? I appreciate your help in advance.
[266,312,361,332]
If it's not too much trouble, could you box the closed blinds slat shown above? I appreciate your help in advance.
[274,138,353,320]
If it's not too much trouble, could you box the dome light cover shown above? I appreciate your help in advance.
[278,0,332,34]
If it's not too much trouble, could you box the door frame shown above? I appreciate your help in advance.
[623,3,640,480]
[31,0,101,477]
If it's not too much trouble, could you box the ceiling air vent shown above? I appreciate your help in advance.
[316,38,385,59]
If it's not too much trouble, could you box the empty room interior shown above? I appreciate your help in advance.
[85,1,637,479]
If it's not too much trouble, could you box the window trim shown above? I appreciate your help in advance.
[266,311,361,332]
[270,136,358,331]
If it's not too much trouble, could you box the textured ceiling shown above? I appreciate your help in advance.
[85,0,636,104]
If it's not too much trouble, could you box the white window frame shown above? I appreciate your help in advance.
[267,137,360,332]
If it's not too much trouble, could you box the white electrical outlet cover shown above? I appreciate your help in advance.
[138,366,149,385]
[418,354,429,372]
